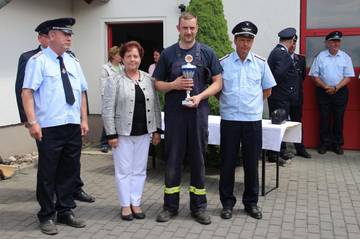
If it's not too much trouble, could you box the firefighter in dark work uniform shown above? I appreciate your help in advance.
[153,12,223,225]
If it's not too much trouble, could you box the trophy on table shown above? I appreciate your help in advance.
[181,54,196,106]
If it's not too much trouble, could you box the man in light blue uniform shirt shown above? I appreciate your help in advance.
[22,18,88,235]
[309,31,354,155]
[219,21,276,220]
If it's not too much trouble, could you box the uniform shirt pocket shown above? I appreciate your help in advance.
[244,66,261,88]
[43,67,61,91]
[222,72,239,91]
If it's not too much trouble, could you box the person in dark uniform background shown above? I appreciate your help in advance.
[309,31,355,155]
[288,35,311,158]
[153,12,223,225]
[15,24,49,123]
[267,27,300,166]
[219,21,276,220]
[15,21,95,204]
[22,18,88,235]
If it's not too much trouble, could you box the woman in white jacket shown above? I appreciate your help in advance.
[102,41,161,220]
[99,46,123,153]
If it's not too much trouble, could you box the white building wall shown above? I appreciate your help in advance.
[0,0,72,126]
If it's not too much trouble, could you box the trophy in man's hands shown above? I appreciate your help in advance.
[181,54,196,106]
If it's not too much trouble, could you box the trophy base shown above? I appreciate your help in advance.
[182,99,194,107]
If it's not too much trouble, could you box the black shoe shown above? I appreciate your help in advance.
[296,150,312,158]
[220,208,233,219]
[318,146,327,154]
[278,158,287,167]
[121,213,134,221]
[244,205,262,220]
[57,214,86,228]
[268,155,286,167]
[191,210,211,225]
[267,152,277,163]
[133,212,146,219]
[156,209,178,222]
[74,189,95,203]
[333,145,344,155]
[131,207,146,219]
[40,219,58,235]
[100,146,109,153]
[280,152,294,160]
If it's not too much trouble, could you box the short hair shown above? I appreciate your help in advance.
[108,46,120,61]
[119,41,144,59]
[178,12,197,25]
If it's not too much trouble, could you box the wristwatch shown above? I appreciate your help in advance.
[25,120,37,128]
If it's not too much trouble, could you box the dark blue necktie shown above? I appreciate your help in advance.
[57,56,75,105]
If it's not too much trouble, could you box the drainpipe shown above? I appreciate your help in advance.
[0,0,12,9]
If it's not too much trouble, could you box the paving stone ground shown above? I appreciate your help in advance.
[1,148,360,239]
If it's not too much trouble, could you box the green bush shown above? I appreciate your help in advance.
[208,96,219,115]
[158,91,165,111]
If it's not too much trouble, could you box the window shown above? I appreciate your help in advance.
[307,0,360,29]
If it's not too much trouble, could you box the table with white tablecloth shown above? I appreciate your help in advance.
[208,116,301,149]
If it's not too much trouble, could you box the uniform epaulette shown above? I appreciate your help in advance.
[254,54,265,61]
[219,54,230,61]
[67,51,79,62]
[31,51,43,59]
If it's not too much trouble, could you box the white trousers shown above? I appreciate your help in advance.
[112,134,151,207]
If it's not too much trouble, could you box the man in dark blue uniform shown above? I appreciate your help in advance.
[267,27,300,165]
[288,35,311,158]
[15,21,95,204]
[15,24,49,123]
[153,12,222,225]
